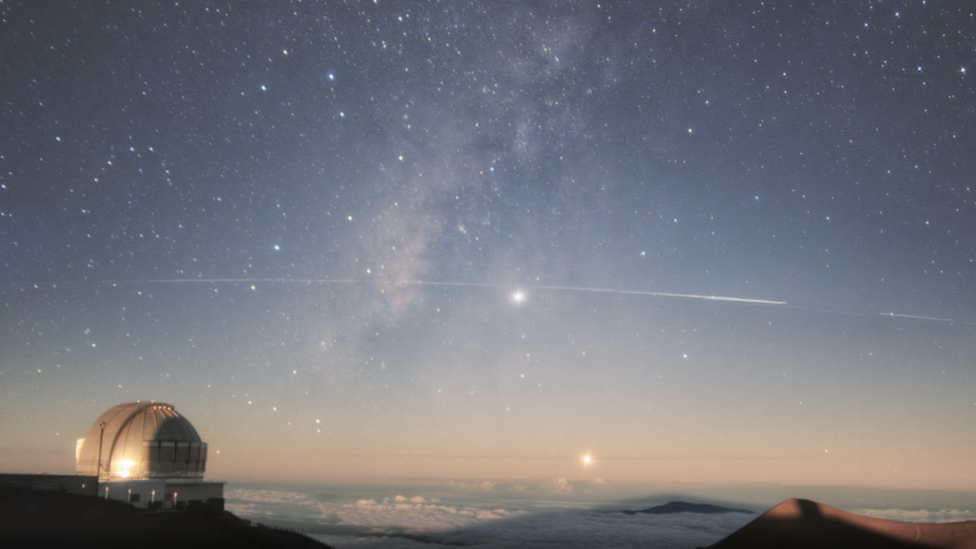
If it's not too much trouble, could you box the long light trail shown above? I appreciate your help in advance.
[27,278,971,324]
[102,278,789,306]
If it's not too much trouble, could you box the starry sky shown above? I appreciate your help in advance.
[1,1,975,489]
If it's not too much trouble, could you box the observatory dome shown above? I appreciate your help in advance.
[76,402,208,480]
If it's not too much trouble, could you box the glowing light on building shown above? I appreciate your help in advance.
[117,459,135,478]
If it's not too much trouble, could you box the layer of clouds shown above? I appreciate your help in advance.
[227,486,526,534]
[351,495,521,532]
[856,508,976,524]
[342,508,751,549]
[227,485,976,549]
[225,485,751,549]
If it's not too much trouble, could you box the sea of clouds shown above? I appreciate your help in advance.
[225,480,976,549]
[856,508,976,524]
[226,480,751,548]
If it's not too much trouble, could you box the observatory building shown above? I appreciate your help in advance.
[75,402,223,510]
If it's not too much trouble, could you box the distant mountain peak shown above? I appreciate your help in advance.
[623,501,754,516]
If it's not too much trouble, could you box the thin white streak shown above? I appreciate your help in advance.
[232,451,811,461]
[526,284,787,305]
[128,278,361,285]
[881,312,956,323]
[61,279,975,325]
[106,278,787,306]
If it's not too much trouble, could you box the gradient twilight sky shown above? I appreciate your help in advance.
[1,1,975,489]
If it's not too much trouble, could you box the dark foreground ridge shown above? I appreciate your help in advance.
[623,500,754,516]
[0,485,333,549]
[705,498,976,549]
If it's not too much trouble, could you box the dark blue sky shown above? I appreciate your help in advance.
[1,1,974,486]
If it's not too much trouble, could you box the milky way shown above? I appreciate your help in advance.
[1,1,975,489]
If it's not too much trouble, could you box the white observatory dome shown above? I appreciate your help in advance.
[76,402,208,480]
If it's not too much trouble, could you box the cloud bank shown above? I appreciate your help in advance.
[227,484,976,549]
[226,485,753,548]
[856,507,976,524]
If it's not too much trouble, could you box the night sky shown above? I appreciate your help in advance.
[1,1,975,489]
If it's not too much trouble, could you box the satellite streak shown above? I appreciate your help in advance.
[527,284,787,305]
[107,278,787,306]
[882,312,957,323]
[34,278,968,324]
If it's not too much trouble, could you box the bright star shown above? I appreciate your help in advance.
[512,289,525,305]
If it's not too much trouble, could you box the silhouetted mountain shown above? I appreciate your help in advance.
[705,498,976,549]
[0,485,332,549]
[623,500,754,516]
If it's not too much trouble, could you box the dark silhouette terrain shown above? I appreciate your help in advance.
[7,485,976,548]
[706,498,976,549]
[623,500,754,516]
[0,485,332,548]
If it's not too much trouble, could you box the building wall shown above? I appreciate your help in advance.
[164,482,223,509]
[1,474,223,511]
[101,479,222,510]
[100,479,165,509]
